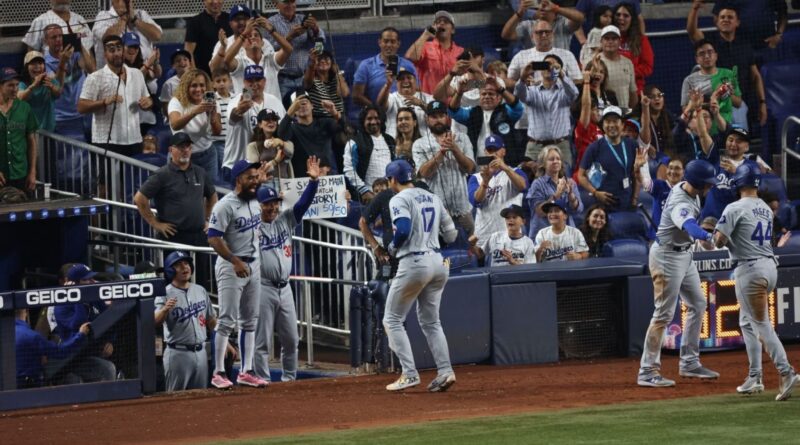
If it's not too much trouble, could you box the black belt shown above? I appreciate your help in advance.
[237,256,256,263]
[167,342,203,352]
[528,136,568,145]
[656,238,692,252]
[270,279,289,288]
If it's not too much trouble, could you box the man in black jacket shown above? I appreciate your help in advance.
[343,105,397,203]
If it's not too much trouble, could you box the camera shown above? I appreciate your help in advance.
[387,55,398,76]
[529,61,550,71]
[204,91,216,103]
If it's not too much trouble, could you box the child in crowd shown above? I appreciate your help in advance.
[534,201,589,262]
[469,204,536,267]
[579,5,613,67]
[159,49,192,116]
[212,69,232,179]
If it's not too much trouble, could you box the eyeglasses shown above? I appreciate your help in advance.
[534,30,553,36]
[648,93,665,99]
[696,49,716,58]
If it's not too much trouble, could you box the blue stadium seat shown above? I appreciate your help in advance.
[607,211,648,241]
[156,128,173,154]
[759,173,788,204]
[601,238,649,257]
[638,190,654,211]
[441,248,477,272]
[778,200,800,230]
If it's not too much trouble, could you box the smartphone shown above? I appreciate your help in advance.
[387,55,398,76]
[204,91,216,103]
[242,87,252,102]
[62,33,81,51]
[252,9,261,18]
[477,156,494,166]
[427,25,437,34]
[530,61,550,71]
[467,79,485,90]
[302,13,313,28]
[313,37,325,54]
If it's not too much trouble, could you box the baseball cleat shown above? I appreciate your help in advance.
[775,372,800,401]
[211,372,234,390]
[637,374,676,387]
[237,371,269,388]
[428,373,456,393]
[679,366,720,379]
[736,375,764,394]
[386,375,420,391]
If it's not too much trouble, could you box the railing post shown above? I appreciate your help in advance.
[304,281,314,367]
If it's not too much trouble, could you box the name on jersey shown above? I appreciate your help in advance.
[415,194,433,204]
[172,300,208,323]
[492,249,524,261]
[234,214,261,233]
[752,208,771,220]
[260,231,290,250]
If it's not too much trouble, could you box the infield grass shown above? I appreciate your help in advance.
[212,393,800,445]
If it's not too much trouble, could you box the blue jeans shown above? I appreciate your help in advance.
[192,148,218,185]
[212,140,225,176]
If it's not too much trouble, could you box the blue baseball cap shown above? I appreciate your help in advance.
[0,67,20,83]
[67,263,97,282]
[229,4,252,19]
[244,65,265,80]
[257,186,283,203]
[385,159,414,184]
[484,134,504,150]
[230,159,261,186]
[397,67,416,79]
[426,100,447,116]
[122,32,140,47]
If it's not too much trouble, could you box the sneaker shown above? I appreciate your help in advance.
[736,375,764,394]
[428,373,456,393]
[386,375,420,391]
[637,374,676,387]
[679,366,720,379]
[776,372,800,401]
[211,372,233,390]
[237,371,269,388]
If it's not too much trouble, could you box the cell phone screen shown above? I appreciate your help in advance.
[477,156,494,166]
[62,33,81,51]
[387,55,398,76]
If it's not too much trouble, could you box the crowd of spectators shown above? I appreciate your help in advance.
[5,0,798,390]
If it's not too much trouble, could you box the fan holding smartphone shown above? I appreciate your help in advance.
[404,10,464,94]
[352,27,418,107]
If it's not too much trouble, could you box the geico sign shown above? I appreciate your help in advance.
[99,283,155,300]
[26,289,82,305]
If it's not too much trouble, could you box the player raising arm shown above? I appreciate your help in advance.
[383,159,459,393]
[638,160,720,388]
[713,163,800,400]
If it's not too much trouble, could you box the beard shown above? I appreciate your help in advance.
[429,122,449,135]
[53,4,70,12]
[238,189,256,201]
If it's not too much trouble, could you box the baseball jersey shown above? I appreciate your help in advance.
[468,169,526,242]
[715,197,774,260]
[222,91,286,169]
[259,209,298,284]
[155,284,215,345]
[390,187,457,258]
[480,231,536,267]
[534,225,589,262]
[208,192,261,258]
[655,182,702,248]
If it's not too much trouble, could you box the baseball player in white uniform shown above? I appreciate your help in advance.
[155,252,217,391]
[207,159,268,389]
[253,157,321,382]
[469,204,536,267]
[638,160,720,387]
[713,163,800,400]
[383,159,459,392]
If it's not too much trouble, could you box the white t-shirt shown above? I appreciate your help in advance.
[480,231,536,267]
[385,91,431,138]
[167,97,215,152]
[222,91,286,169]
[534,225,589,262]
[93,8,161,68]
[80,65,148,145]
[230,47,283,101]
[159,76,180,105]
[471,169,526,243]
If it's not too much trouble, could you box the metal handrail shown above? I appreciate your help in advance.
[781,116,800,185]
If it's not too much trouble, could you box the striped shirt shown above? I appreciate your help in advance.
[211,94,230,141]
[514,78,578,140]
[23,10,94,53]
[266,13,326,77]
[308,76,344,118]
[412,132,475,217]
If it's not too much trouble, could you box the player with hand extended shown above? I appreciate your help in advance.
[382,159,459,392]
[638,159,720,387]
[253,157,321,382]
[713,163,800,400]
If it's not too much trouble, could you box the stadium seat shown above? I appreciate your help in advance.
[156,128,173,154]
[638,190,654,211]
[441,248,477,272]
[759,173,788,204]
[607,211,648,241]
[601,238,649,257]
[778,200,800,231]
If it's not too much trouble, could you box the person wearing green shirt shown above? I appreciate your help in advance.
[0,67,40,192]
[18,50,63,132]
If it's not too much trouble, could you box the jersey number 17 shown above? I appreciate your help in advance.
[422,207,436,233]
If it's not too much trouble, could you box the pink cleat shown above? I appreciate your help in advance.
[237,371,269,388]
[211,372,234,390]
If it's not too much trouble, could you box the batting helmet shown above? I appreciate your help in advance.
[731,162,761,191]
[385,159,414,184]
[164,251,194,282]
[683,160,717,189]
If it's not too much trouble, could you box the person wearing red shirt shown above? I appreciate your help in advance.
[405,10,464,94]
[573,66,604,183]
[614,3,653,94]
